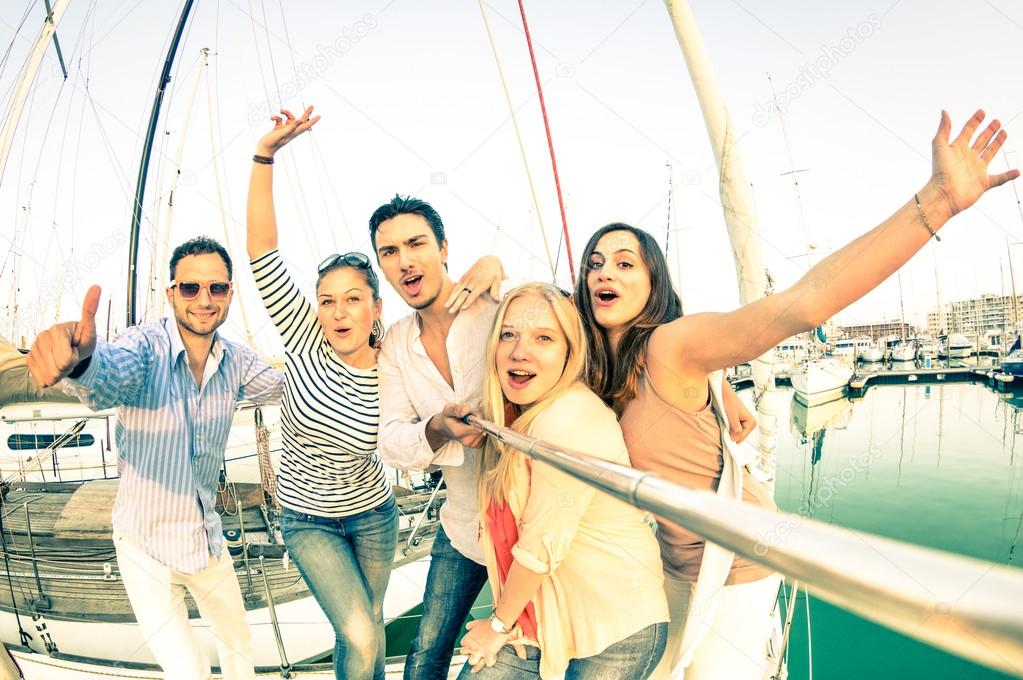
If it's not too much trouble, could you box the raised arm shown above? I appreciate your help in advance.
[658,110,1018,376]
[247,106,320,260]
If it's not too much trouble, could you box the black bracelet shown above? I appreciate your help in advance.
[68,355,92,379]
[252,154,274,165]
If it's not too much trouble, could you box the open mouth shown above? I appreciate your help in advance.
[594,288,619,306]
[402,274,424,296]
[507,369,536,388]
[333,327,353,338]
[191,310,216,321]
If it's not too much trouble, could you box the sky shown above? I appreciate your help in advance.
[1,0,1022,354]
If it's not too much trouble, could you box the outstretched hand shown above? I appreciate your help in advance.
[255,105,321,157]
[26,285,101,388]
[929,109,1019,218]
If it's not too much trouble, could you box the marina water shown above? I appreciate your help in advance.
[770,379,1021,680]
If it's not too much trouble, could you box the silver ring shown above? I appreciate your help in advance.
[462,287,472,294]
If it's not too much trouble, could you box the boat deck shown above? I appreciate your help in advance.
[0,480,438,623]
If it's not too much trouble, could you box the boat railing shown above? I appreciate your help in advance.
[464,415,1023,679]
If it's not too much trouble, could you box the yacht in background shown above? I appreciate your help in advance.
[790,358,854,407]
[939,333,972,358]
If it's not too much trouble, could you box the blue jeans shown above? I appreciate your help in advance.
[456,622,668,680]
[404,524,489,680]
[280,495,399,680]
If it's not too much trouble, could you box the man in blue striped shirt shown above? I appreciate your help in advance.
[27,236,283,680]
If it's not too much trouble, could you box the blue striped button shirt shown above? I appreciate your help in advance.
[64,317,284,573]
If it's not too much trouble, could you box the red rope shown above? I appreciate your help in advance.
[516,0,575,285]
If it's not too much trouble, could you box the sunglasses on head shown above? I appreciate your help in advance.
[172,281,232,300]
[317,252,376,279]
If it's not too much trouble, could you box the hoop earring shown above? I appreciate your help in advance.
[370,319,385,345]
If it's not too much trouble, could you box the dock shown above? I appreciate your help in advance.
[845,366,990,396]
[728,364,1019,397]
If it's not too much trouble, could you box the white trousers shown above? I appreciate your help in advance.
[651,570,782,680]
[114,532,256,680]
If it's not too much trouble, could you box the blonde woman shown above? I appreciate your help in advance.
[458,283,669,679]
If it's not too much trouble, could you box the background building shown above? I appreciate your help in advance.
[839,321,916,342]
[926,293,1023,335]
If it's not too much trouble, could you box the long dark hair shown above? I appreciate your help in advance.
[575,223,682,404]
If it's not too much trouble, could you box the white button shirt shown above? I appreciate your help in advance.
[378,296,499,564]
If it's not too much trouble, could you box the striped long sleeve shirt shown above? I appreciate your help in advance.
[64,317,284,573]
[250,249,389,517]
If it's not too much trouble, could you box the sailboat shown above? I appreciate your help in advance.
[755,74,852,407]
[938,333,971,358]
[890,277,917,364]
[857,341,883,365]
[789,357,852,407]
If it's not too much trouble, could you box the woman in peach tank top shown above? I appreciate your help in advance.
[573,111,1016,679]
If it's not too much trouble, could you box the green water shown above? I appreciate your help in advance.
[771,383,1023,680]
[385,585,493,657]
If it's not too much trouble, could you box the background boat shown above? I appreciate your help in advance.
[939,333,972,359]
[790,358,853,407]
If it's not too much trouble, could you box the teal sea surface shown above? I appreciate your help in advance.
[772,382,1022,680]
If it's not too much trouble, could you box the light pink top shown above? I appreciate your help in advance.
[619,372,776,585]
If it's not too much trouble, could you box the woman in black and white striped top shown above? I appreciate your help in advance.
[247,106,396,680]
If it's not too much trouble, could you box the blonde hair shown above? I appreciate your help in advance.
[478,283,588,511]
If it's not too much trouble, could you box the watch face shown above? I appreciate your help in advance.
[489,615,508,634]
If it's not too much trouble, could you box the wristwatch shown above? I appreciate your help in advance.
[489,612,512,635]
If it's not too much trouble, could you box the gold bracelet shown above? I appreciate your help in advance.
[914,193,941,242]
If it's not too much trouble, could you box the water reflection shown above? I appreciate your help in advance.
[772,382,1023,680]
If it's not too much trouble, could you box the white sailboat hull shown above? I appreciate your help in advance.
[790,360,852,407]
[890,345,916,362]
[0,556,432,670]
[8,646,465,678]
[0,402,282,485]
[858,348,883,363]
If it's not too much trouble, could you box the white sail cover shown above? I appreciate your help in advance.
[662,0,782,482]
[0,0,71,183]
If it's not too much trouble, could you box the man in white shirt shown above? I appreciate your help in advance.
[372,195,504,680]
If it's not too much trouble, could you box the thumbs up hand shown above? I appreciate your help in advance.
[27,286,101,388]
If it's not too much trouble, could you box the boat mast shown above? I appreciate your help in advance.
[897,273,907,342]
[661,0,779,486]
[1005,150,1022,337]
[151,47,207,319]
[0,0,71,185]
[476,0,557,281]
[666,161,685,314]
[125,0,197,327]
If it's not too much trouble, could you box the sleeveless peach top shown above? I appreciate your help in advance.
[618,371,776,585]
